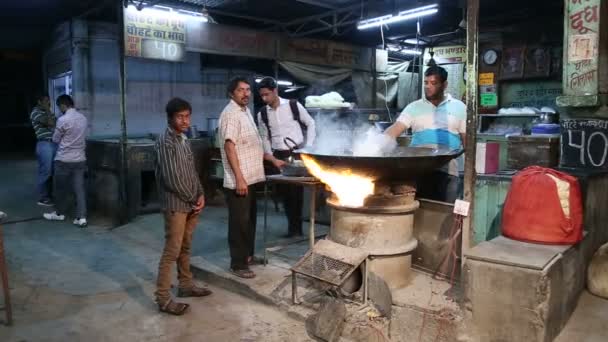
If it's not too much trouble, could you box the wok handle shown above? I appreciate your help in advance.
[284,137,300,151]
[449,148,465,155]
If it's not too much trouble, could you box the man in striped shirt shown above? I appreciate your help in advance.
[30,94,57,206]
[154,97,211,316]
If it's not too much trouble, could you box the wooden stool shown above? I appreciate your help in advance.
[0,221,12,326]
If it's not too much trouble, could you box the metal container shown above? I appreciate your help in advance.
[188,125,199,139]
[507,134,560,170]
[207,118,219,136]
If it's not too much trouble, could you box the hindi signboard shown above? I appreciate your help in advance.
[500,81,562,108]
[124,7,187,62]
[279,37,372,71]
[423,45,466,64]
[563,0,601,96]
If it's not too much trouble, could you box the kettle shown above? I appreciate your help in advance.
[538,112,559,124]
[280,137,311,177]
[283,137,300,163]
[538,108,559,124]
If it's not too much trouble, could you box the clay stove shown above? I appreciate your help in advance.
[327,182,418,289]
[298,146,463,292]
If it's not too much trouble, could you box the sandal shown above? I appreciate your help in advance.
[230,268,256,279]
[178,286,213,298]
[247,256,264,266]
[158,299,190,316]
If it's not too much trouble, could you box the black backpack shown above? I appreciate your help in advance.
[258,99,307,147]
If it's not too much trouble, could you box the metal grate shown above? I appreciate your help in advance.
[291,239,368,286]
[293,253,353,285]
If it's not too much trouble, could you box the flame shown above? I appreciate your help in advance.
[301,154,374,207]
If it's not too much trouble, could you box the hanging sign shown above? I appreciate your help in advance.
[423,45,466,64]
[563,0,601,96]
[124,6,187,62]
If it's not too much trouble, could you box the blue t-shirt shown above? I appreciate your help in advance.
[397,94,466,176]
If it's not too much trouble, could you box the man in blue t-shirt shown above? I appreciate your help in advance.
[384,65,466,203]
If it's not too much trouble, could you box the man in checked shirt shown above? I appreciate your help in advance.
[154,98,211,316]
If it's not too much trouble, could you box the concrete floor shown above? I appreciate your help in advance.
[1,156,607,342]
[0,156,313,341]
[555,291,608,342]
[0,214,312,342]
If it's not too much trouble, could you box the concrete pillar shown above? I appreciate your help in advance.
[557,0,608,117]
[71,19,92,118]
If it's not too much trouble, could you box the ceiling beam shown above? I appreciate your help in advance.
[206,8,283,26]
[293,0,339,9]
[291,18,359,37]
[282,3,362,27]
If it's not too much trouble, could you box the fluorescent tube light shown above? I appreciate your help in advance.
[357,4,438,30]
[127,3,208,22]
[255,78,293,87]
[386,45,422,55]
[400,49,422,55]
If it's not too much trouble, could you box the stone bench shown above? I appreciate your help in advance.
[463,234,591,342]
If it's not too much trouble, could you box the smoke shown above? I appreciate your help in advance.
[352,126,397,156]
[310,111,397,157]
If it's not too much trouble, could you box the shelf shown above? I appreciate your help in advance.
[478,113,542,117]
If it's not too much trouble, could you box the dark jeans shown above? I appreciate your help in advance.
[416,171,462,204]
[54,161,87,218]
[224,184,258,270]
[270,150,303,236]
[36,141,57,201]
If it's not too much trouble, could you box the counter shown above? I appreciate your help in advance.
[86,135,212,226]
[474,168,608,249]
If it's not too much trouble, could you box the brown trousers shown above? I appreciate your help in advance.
[155,210,199,303]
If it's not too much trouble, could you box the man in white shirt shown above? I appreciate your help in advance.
[384,66,466,203]
[256,77,316,237]
[43,95,89,227]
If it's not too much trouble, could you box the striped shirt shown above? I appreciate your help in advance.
[155,126,204,212]
[397,94,466,176]
[219,100,265,189]
[30,105,55,141]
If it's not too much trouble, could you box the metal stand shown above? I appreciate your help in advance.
[0,221,13,325]
[291,240,369,306]
[263,175,324,265]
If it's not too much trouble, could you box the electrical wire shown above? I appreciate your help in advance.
[379,24,393,122]
[417,214,464,342]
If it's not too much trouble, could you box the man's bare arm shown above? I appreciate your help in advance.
[384,121,408,139]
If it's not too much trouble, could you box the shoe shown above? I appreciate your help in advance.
[37,199,54,206]
[73,218,87,228]
[43,212,65,221]
[157,299,189,316]
[0,211,6,220]
[177,286,213,298]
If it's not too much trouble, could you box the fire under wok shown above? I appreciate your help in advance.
[297,146,464,182]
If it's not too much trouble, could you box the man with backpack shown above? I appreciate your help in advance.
[256,77,316,237]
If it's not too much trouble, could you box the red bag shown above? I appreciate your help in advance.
[501,166,583,245]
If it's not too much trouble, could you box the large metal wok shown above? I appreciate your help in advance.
[297,146,464,182]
